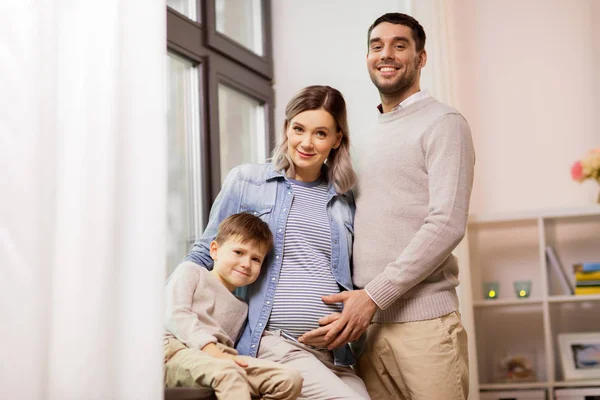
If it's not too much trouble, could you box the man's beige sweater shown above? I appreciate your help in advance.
[353,97,475,323]
[164,262,247,349]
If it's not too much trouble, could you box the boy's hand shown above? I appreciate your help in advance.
[201,343,248,367]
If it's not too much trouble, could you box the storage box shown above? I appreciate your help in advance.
[555,387,600,400]
[480,389,546,400]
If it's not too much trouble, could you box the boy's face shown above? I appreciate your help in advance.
[209,236,267,292]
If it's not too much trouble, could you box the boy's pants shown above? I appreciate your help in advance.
[164,337,302,400]
[356,311,469,400]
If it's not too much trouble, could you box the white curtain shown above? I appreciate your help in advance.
[409,0,457,106]
[0,1,166,399]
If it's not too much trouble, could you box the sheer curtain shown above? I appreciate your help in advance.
[1,2,166,399]
[409,1,479,395]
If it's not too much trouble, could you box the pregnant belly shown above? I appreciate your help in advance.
[266,292,343,339]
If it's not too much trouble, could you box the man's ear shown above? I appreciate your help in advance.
[417,49,427,69]
[209,241,219,261]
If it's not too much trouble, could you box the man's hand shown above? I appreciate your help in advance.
[304,290,378,350]
[201,343,248,367]
[298,313,341,348]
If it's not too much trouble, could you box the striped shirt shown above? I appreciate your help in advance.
[266,178,343,340]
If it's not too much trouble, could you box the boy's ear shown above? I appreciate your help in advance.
[209,241,219,261]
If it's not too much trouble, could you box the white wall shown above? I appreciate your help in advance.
[449,0,600,214]
[272,0,409,149]
[272,0,600,215]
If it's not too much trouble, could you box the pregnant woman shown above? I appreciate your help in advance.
[183,85,369,399]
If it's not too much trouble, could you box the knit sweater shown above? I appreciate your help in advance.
[164,261,248,349]
[352,96,475,323]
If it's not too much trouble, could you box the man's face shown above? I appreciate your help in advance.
[366,22,425,95]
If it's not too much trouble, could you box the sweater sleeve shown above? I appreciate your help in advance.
[365,113,475,309]
[164,262,220,350]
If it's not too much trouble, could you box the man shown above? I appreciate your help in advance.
[299,12,475,399]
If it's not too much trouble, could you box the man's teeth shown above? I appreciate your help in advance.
[380,67,396,72]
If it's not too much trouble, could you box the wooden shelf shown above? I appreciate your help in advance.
[469,205,600,225]
[479,382,549,390]
[548,294,600,303]
[474,298,544,307]
[552,380,600,388]
[463,206,600,400]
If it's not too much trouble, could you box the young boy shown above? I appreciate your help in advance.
[163,213,303,400]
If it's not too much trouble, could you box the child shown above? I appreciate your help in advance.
[164,213,303,400]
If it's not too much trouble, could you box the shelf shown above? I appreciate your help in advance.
[474,298,544,307]
[548,294,600,303]
[469,205,600,225]
[479,382,549,390]
[552,380,600,388]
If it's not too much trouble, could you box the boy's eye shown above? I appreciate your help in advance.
[252,258,261,263]
[234,250,242,255]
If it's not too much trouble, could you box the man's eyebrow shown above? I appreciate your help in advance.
[369,36,411,45]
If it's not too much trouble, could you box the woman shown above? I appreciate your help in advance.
[184,85,369,399]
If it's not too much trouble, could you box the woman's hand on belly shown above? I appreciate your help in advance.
[297,312,341,348]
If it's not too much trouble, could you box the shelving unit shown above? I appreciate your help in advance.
[458,206,600,400]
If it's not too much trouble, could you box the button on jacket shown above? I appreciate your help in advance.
[184,163,357,366]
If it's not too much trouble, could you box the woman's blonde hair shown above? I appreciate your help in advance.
[271,85,357,194]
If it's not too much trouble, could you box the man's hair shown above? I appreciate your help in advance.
[214,212,273,252]
[367,13,426,52]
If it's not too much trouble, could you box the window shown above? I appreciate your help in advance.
[166,0,198,21]
[218,84,266,182]
[215,0,264,55]
[165,0,274,271]
[165,53,203,275]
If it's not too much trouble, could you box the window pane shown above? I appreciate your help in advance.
[218,84,266,181]
[167,0,198,21]
[216,0,263,55]
[166,53,203,276]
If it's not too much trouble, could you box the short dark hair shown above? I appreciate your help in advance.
[215,213,273,252]
[367,13,426,52]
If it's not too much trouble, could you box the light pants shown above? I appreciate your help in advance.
[357,311,469,400]
[164,337,303,400]
[257,331,370,400]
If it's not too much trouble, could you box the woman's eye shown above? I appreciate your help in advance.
[316,131,326,138]
[293,126,303,132]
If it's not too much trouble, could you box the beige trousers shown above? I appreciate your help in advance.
[164,337,303,400]
[357,311,469,400]
[257,331,370,400]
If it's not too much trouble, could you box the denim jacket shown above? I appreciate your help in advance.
[184,163,357,366]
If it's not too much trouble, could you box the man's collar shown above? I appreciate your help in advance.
[377,90,430,113]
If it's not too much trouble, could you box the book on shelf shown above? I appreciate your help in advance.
[575,270,600,281]
[574,286,600,295]
[575,280,600,286]
[573,262,600,273]
[546,246,573,295]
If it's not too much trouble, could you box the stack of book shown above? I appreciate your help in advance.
[573,262,600,295]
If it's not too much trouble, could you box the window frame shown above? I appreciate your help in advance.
[204,0,273,79]
[166,2,274,224]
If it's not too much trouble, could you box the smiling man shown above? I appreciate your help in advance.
[301,12,476,400]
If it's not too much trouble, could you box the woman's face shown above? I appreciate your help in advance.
[286,109,341,182]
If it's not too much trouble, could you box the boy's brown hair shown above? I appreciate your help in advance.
[214,212,273,253]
